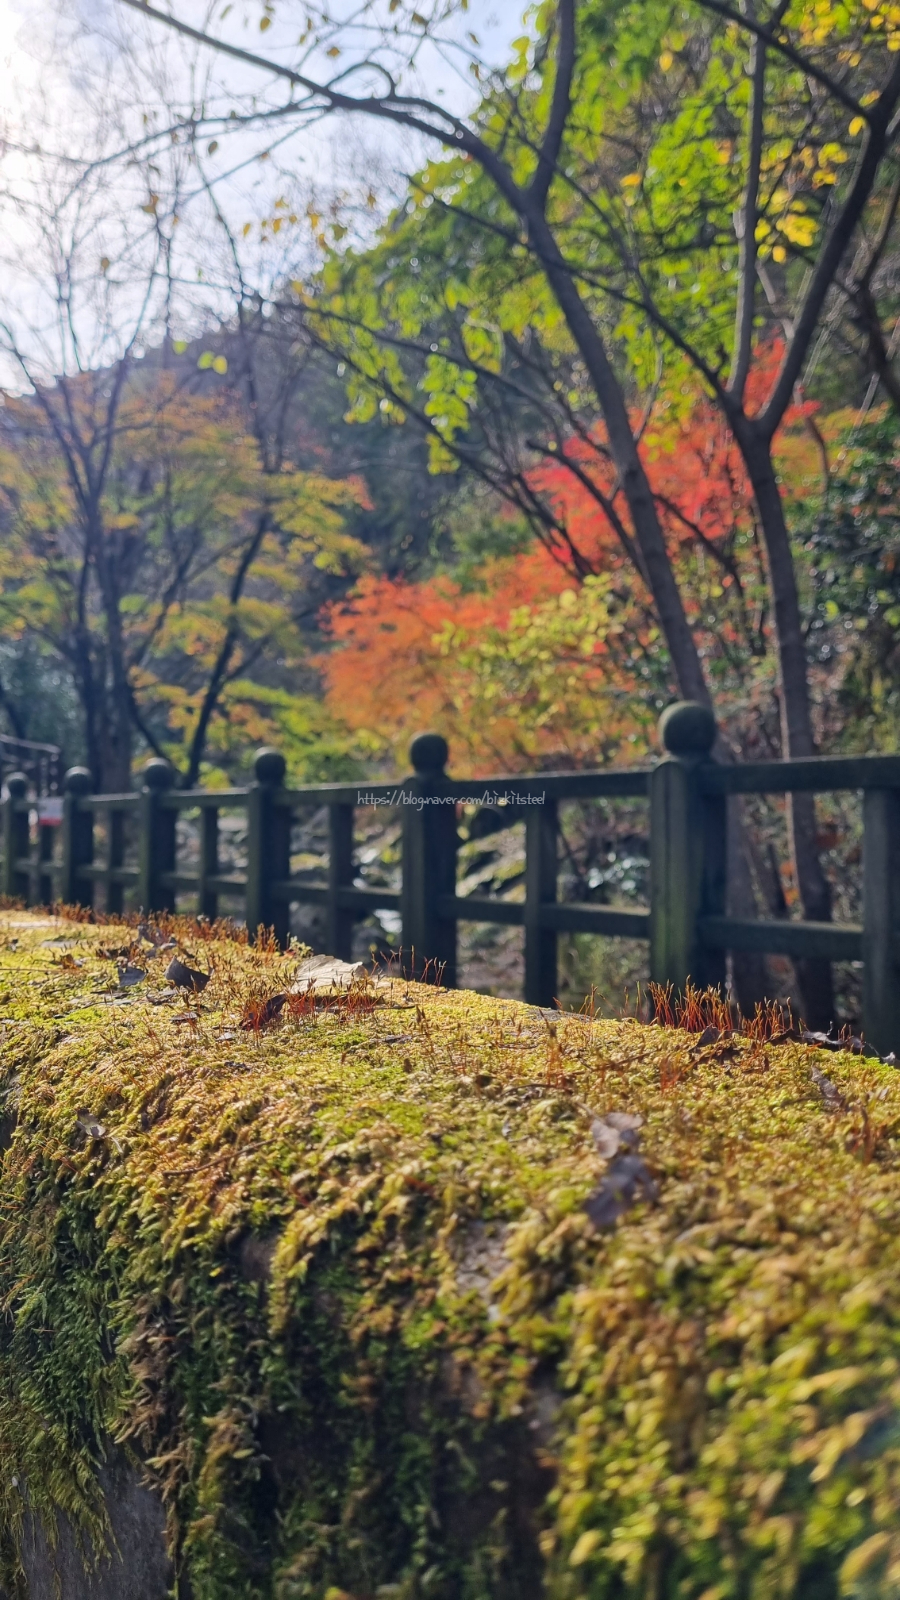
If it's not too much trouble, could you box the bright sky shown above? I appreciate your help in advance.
[0,0,526,383]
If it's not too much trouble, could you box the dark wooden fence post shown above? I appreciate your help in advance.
[61,768,94,908]
[2,773,29,903]
[401,733,457,984]
[863,787,900,1055]
[327,804,355,960]
[137,758,176,915]
[38,812,55,908]
[106,808,126,916]
[650,702,725,994]
[524,800,558,1007]
[198,807,219,922]
[246,747,290,946]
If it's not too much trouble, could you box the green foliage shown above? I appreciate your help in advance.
[0,379,366,779]
[211,683,367,784]
[0,638,84,761]
[310,0,886,479]
[804,411,900,749]
[3,915,900,1596]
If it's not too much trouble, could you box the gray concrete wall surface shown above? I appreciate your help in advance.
[1,1451,171,1600]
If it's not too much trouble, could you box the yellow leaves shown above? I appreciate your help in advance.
[771,1339,818,1378]
[659,50,674,70]
[840,1531,892,1587]
[621,172,642,209]
[756,1470,785,1511]
[779,215,817,247]
[460,317,502,373]
[569,1528,602,1566]
[792,1365,867,1402]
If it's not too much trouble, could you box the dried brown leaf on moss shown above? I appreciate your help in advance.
[164,957,209,992]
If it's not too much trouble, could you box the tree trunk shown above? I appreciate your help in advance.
[90,514,133,792]
[523,214,711,708]
[513,216,780,1009]
[739,429,836,1030]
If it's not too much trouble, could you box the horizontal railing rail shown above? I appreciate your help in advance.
[2,704,898,1050]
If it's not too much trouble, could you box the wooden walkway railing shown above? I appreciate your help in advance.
[3,703,898,1050]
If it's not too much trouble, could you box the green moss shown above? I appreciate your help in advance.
[2,913,900,1598]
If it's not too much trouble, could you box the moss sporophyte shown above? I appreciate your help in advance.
[1,912,900,1598]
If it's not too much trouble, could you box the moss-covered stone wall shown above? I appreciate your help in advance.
[1,911,900,1599]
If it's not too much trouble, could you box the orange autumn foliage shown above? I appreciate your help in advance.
[530,345,822,587]
[320,355,826,773]
[321,547,570,745]
[321,544,655,773]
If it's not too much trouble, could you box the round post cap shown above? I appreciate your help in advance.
[142,757,174,791]
[5,771,28,798]
[409,732,449,777]
[253,747,287,786]
[658,701,717,758]
[63,766,94,796]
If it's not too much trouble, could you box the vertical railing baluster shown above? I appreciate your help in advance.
[649,702,722,994]
[199,806,219,922]
[61,768,94,909]
[246,748,290,946]
[39,810,54,907]
[327,803,354,960]
[401,734,457,985]
[137,759,176,915]
[524,800,558,1007]
[107,806,125,915]
[2,773,29,904]
[863,786,900,1056]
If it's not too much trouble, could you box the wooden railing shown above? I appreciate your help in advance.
[3,703,898,1050]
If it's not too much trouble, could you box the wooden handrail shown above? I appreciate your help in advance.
[3,704,898,1049]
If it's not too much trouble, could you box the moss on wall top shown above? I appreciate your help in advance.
[1,911,900,1599]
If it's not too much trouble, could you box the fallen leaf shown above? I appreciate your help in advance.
[240,993,287,1030]
[75,1111,106,1141]
[584,1152,658,1230]
[165,958,209,992]
[811,1066,848,1112]
[590,1111,643,1159]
